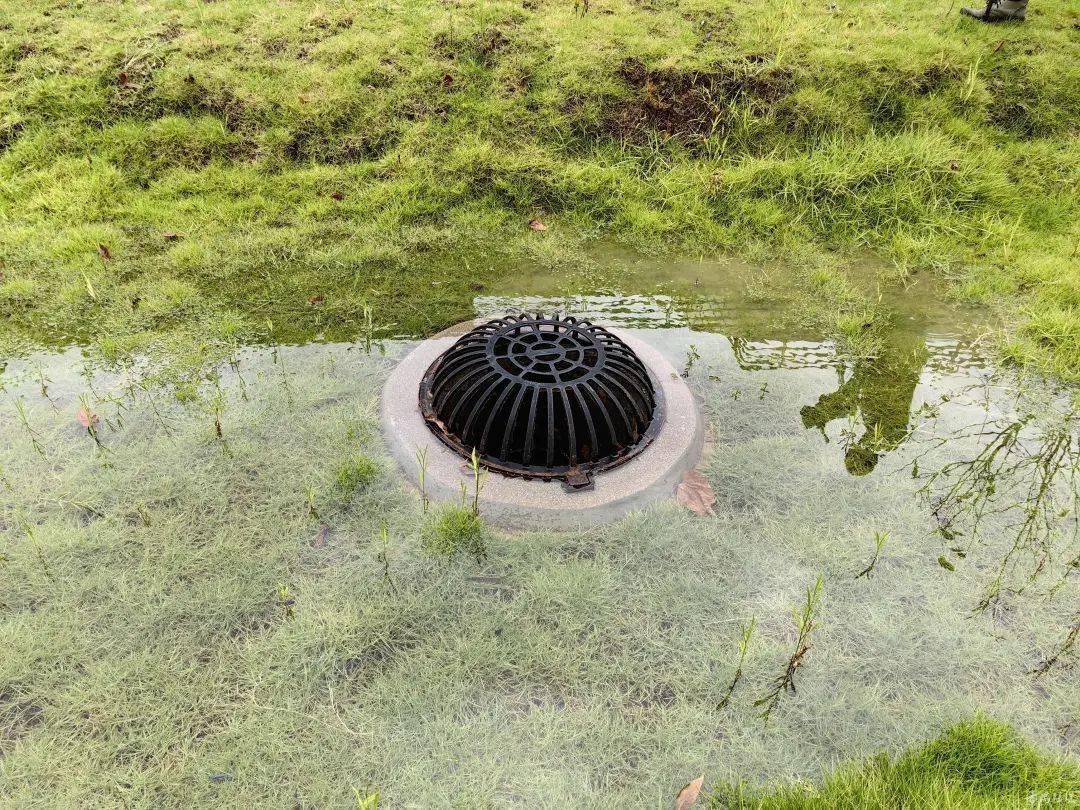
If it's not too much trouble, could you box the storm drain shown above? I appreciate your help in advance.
[418,314,660,489]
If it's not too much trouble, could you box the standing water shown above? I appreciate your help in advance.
[0,251,1076,804]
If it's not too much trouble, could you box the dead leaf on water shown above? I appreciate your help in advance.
[675,775,704,810]
[677,470,716,516]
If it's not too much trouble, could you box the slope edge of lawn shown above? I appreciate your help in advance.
[0,0,1077,379]
[713,717,1080,808]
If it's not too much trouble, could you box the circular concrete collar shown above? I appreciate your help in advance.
[381,325,703,528]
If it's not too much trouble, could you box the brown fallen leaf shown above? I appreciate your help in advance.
[677,470,716,516]
[948,160,960,172]
[675,775,704,810]
[97,244,112,262]
[527,218,548,231]
[441,73,454,87]
[312,525,330,549]
[329,191,344,201]
[117,71,129,86]
[76,407,100,429]
[162,231,183,240]
[308,293,325,306]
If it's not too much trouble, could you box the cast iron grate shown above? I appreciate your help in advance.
[419,313,660,489]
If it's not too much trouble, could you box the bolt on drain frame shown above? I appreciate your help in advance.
[418,313,661,489]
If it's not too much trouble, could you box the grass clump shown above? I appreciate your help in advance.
[334,454,380,500]
[421,504,488,562]
[714,717,1080,808]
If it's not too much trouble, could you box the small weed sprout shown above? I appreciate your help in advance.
[353,789,380,809]
[718,616,756,709]
[209,383,226,441]
[17,511,53,582]
[377,525,397,594]
[361,303,375,354]
[467,447,487,517]
[12,398,45,455]
[77,394,103,448]
[683,344,700,377]
[34,361,54,405]
[415,446,430,513]
[1031,613,1079,678]
[856,531,890,579]
[754,575,823,724]
[304,483,319,518]
[277,583,296,619]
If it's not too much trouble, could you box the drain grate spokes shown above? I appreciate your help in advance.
[418,314,660,486]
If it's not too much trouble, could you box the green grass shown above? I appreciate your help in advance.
[422,504,489,561]
[1,0,1078,803]
[335,453,381,500]
[1,0,1078,376]
[719,718,1080,808]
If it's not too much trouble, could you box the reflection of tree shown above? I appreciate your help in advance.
[910,400,1080,615]
[800,336,928,476]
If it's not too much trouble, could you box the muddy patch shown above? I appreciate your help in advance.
[609,56,792,143]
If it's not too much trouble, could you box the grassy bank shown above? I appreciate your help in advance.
[1,0,1078,374]
[720,718,1080,808]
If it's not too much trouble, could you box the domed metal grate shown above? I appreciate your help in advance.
[419,313,660,488]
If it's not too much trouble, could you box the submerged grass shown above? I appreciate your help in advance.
[1,337,1076,804]
[0,0,1078,376]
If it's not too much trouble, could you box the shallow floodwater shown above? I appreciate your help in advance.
[1,255,1077,804]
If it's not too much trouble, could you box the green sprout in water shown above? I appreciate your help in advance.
[353,788,380,809]
[277,583,296,619]
[17,511,53,582]
[718,616,756,709]
[415,446,430,514]
[377,525,397,594]
[361,303,376,354]
[304,482,319,518]
[683,344,700,377]
[856,531,890,579]
[208,381,227,445]
[460,447,486,516]
[754,575,823,724]
[12,398,44,456]
[466,446,487,518]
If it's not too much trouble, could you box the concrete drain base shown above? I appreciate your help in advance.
[381,325,703,528]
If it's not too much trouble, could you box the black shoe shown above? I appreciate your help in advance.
[961,1,1026,21]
